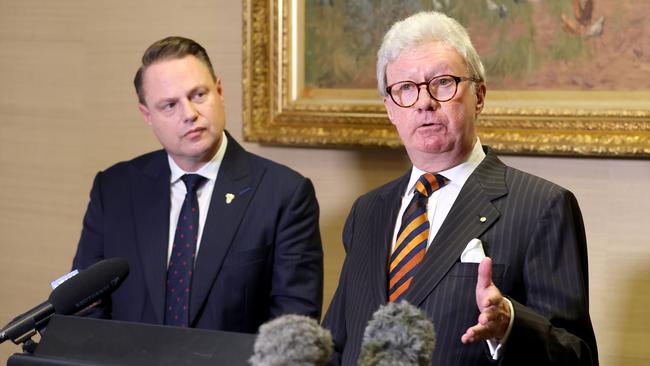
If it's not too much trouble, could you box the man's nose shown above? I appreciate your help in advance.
[181,98,199,123]
[415,84,439,110]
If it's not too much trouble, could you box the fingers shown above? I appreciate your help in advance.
[476,256,493,290]
[479,305,509,325]
[480,288,502,309]
[466,257,510,344]
[461,323,486,344]
[461,317,500,344]
[462,298,511,344]
[476,257,499,311]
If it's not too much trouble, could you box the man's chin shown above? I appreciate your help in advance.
[418,139,451,154]
[191,139,220,158]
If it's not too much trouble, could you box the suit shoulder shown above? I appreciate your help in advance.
[479,148,572,199]
[94,150,166,180]
[352,174,406,207]
[503,164,574,200]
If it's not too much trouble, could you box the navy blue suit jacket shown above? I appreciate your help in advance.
[323,147,598,365]
[72,132,323,332]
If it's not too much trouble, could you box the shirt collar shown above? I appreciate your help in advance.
[168,131,228,183]
[406,137,486,194]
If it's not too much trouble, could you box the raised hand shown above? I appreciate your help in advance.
[461,257,511,344]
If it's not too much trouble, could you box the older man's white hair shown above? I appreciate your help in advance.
[376,11,485,96]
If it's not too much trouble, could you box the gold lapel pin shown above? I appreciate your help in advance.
[225,193,235,204]
[479,216,487,223]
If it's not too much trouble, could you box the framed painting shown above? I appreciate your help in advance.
[243,0,650,157]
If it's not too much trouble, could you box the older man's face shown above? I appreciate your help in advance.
[383,41,485,170]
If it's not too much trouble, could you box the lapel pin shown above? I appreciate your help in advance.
[225,193,235,204]
[479,216,487,223]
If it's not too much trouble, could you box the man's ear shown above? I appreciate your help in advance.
[383,96,395,125]
[475,83,486,115]
[214,78,224,99]
[138,103,152,126]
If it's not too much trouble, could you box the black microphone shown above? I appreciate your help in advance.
[0,257,130,344]
[249,314,333,366]
[357,301,436,366]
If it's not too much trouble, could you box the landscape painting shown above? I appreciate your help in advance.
[242,0,650,157]
[305,0,650,91]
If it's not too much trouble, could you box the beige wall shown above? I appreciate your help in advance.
[1,1,649,364]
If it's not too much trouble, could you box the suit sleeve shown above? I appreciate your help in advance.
[501,189,598,365]
[322,199,358,366]
[269,177,324,320]
[71,172,111,318]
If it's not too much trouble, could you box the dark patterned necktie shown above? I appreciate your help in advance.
[389,173,449,302]
[165,174,206,326]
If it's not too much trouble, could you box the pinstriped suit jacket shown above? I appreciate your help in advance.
[323,147,598,365]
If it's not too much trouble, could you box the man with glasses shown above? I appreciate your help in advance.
[323,11,597,365]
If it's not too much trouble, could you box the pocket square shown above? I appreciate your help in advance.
[460,238,486,263]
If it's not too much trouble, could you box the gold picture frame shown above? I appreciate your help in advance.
[242,0,650,157]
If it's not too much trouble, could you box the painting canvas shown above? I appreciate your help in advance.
[243,0,650,157]
[305,0,649,92]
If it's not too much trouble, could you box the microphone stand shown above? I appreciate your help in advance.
[20,336,39,354]
[2,313,48,354]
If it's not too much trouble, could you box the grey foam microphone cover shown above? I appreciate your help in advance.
[249,314,333,366]
[358,300,436,366]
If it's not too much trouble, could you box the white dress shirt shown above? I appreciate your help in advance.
[391,138,486,252]
[166,132,228,264]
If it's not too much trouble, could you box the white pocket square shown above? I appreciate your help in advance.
[460,238,486,263]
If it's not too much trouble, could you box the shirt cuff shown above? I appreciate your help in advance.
[486,297,515,360]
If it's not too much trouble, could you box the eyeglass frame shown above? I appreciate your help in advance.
[385,74,482,108]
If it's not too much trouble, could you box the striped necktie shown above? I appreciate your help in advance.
[389,173,449,302]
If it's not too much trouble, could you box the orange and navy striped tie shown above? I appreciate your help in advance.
[389,173,449,302]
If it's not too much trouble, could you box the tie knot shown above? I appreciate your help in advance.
[415,173,449,197]
[181,174,206,193]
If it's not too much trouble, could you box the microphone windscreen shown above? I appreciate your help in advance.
[48,257,130,315]
[249,314,333,366]
[358,301,435,366]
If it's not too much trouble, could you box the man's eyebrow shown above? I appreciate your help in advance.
[189,85,210,94]
[390,66,451,81]
[155,97,178,107]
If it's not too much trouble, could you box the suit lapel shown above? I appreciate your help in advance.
[368,173,410,304]
[132,151,171,324]
[189,136,260,324]
[406,149,508,306]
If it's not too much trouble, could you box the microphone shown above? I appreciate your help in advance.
[249,314,333,366]
[0,257,130,344]
[358,301,436,366]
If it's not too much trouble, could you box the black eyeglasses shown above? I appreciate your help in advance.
[386,75,481,108]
